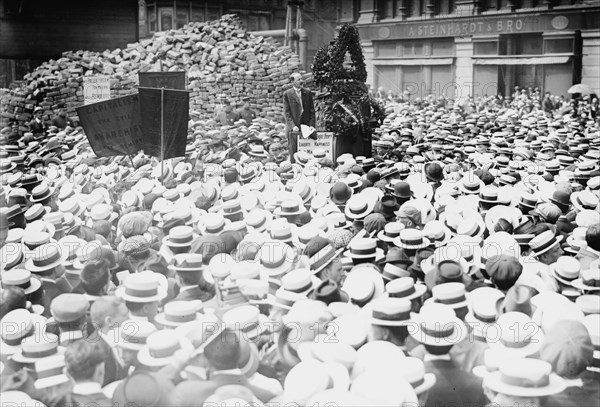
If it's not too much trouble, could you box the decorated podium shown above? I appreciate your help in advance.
[310,24,385,161]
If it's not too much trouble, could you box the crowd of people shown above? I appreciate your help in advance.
[0,86,599,407]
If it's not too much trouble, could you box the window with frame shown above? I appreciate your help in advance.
[474,41,498,55]
[176,4,189,29]
[544,38,573,54]
[147,5,157,33]
[432,39,455,56]
[402,42,423,56]
[380,0,395,19]
[376,42,399,58]
[515,33,543,55]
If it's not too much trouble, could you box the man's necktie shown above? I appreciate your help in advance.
[296,89,303,114]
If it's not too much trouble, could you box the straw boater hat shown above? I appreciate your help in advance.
[25,243,63,273]
[377,222,405,243]
[115,271,168,303]
[394,229,430,250]
[12,333,64,364]
[117,320,157,352]
[487,312,545,356]
[341,265,385,307]
[221,304,272,340]
[303,236,344,275]
[1,309,45,356]
[137,330,193,368]
[369,297,415,327]
[33,354,70,390]
[528,230,563,259]
[385,277,427,301]
[344,195,375,220]
[1,268,42,295]
[259,240,295,278]
[154,301,205,328]
[410,303,468,347]
[398,357,437,396]
[549,256,581,286]
[572,262,600,292]
[484,358,566,398]
[343,238,385,263]
[464,287,505,341]
[161,225,198,251]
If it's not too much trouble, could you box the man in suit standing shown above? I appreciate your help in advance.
[283,73,315,163]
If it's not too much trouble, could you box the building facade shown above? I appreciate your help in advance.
[354,0,600,100]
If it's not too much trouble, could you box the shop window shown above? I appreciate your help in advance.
[402,42,423,56]
[159,7,173,31]
[474,41,498,55]
[515,34,543,55]
[176,4,189,29]
[148,5,157,33]
[432,39,455,56]
[544,38,573,54]
[376,42,399,58]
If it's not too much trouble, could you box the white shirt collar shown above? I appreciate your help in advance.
[72,382,103,395]
[179,285,197,293]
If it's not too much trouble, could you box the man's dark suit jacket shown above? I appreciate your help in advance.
[283,87,315,129]
[282,87,315,161]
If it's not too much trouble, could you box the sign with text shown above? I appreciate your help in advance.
[76,94,142,157]
[298,132,334,160]
[359,11,594,40]
[83,76,111,105]
[138,71,186,90]
[138,87,189,159]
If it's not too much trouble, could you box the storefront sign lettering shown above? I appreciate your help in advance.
[407,19,524,37]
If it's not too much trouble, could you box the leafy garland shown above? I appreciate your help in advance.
[311,24,378,138]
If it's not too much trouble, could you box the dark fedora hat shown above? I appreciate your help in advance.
[392,182,413,200]
[379,194,399,214]
[549,190,571,213]
[311,279,349,305]
[424,162,444,182]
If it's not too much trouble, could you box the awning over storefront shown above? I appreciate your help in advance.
[473,56,571,65]
[374,58,454,66]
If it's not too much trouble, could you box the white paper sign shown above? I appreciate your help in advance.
[297,132,334,160]
[300,124,316,139]
[83,76,111,105]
